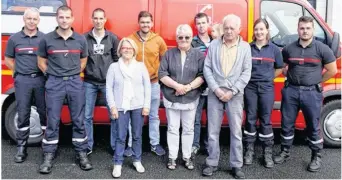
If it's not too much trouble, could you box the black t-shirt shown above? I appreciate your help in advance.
[5,29,44,74]
[38,29,88,76]
[282,39,336,86]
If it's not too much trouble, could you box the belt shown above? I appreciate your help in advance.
[17,73,43,78]
[48,75,79,80]
[288,83,316,90]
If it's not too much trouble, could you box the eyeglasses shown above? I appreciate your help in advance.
[177,36,191,40]
[121,47,134,51]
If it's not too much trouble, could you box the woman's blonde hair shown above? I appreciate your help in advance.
[117,37,138,58]
[211,23,223,37]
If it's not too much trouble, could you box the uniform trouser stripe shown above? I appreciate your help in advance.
[43,139,58,144]
[309,138,323,144]
[259,132,274,138]
[72,136,88,142]
[281,134,294,140]
[244,130,256,136]
[17,126,30,131]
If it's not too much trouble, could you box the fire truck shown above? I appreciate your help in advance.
[1,0,341,147]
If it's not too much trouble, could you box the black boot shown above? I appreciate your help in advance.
[243,143,254,165]
[14,145,27,163]
[274,147,290,164]
[307,151,322,172]
[39,153,54,174]
[263,146,274,168]
[76,151,93,171]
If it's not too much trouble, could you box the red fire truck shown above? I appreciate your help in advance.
[1,0,341,147]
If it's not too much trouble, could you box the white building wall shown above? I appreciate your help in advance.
[315,0,327,20]
[316,0,342,35]
[330,0,342,35]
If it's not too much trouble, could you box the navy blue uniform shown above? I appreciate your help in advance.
[38,28,88,153]
[280,39,335,151]
[243,41,283,147]
[5,29,46,146]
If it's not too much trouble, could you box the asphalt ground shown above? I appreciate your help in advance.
[1,125,341,179]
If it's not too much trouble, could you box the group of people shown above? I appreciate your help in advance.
[5,4,337,179]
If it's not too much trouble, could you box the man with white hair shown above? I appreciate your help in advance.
[202,14,252,179]
[4,8,46,163]
[159,24,205,170]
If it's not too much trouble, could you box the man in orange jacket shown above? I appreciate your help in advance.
[125,11,168,156]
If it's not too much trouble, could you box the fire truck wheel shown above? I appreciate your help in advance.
[5,101,44,145]
[321,99,341,147]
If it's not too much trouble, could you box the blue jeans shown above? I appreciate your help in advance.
[114,108,144,165]
[149,82,161,146]
[84,82,116,151]
[193,95,208,149]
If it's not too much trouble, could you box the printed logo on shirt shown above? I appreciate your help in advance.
[93,44,105,55]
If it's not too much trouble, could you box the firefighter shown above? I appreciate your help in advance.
[274,16,337,172]
[37,5,92,174]
[243,18,283,168]
[4,8,46,163]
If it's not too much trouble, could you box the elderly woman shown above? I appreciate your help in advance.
[159,24,205,170]
[106,37,151,178]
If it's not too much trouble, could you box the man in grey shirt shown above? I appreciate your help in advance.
[202,14,252,179]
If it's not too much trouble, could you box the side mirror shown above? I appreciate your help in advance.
[328,32,341,59]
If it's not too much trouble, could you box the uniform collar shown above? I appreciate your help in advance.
[20,27,40,37]
[53,26,76,39]
[250,40,271,48]
[296,38,315,48]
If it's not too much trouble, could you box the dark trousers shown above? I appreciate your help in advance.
[14,74,46,145]
[280,84,323,151]
[114,108,144,165]
[243,82,274,147]
[42,75,88,153]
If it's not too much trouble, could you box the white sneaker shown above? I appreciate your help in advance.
[112,165,122,178]
[133,161,145,173]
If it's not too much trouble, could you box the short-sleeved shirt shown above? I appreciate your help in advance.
[221,37,239,77]
[282,39,336,86]
[5,28,44,74]
[38,28,88,77]
[250,41,283,82]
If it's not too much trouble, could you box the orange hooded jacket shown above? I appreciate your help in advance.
[129,31,167,83]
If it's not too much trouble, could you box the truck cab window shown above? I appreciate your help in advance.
[2,0,64,13]
[261,1,303,47]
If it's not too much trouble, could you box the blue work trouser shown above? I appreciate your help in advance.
[15,73,46,145]
[243,81,274,147]
[280,84,323,151]
[42,75,88,153]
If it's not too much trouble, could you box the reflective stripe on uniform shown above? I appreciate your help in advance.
[41,126,46,130]
[281,134,294,140]
[42,139,58,144]
[244,130,256,136]
[17,126,29,131]
[72,136,87,142]
[259,132,274,138]
[309,138,323,144]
